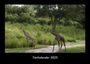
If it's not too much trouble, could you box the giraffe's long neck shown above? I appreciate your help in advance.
[51,30,59,37]
[22,29,34,41]
[22,29,27,36]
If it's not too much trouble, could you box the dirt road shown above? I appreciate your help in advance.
[25,41,85,53]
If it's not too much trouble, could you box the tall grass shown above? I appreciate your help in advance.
[57,25,85,41]
[5,22,85,48]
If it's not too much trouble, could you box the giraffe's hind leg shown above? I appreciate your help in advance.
[26,38,29,47]
[61,41,63,49]
[63,40,66,51]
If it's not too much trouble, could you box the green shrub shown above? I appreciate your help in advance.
[5,22,85,48]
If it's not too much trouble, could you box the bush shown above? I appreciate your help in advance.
[5,22,85,48]
[5,14,18,23]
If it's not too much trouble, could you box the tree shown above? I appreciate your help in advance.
[5,5,37,23]
[35,4,85,29]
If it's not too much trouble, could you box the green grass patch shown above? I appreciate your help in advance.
[5,22,85,48]
[58,46,85,53]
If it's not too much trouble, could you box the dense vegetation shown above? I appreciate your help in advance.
[5,4,85,48]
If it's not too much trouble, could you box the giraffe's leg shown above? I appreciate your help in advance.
[26,38,29,47]
[27,39,28,43]
[25,37,28,43]
[32,40,36,48]
[58,41,61,52]
[63,40,66,51]
[26,38,28,46]
[61,41,63,49]
[52,40,55,52]
[60,41,63,52]
[32,40,35,48]
[28,40,30,47]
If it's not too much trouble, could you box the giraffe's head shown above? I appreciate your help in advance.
[50,30,59,36]
[50,30,55,35]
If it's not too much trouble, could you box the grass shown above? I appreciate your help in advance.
[5,45,49,53]
[58,46,85,53]
[5,22,85,48]
[57,25,85,41]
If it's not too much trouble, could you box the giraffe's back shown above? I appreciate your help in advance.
[56,34,65,41]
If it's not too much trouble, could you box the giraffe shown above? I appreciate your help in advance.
[49,12,66,52]
[20,27,35,47]
[50,30,66,52]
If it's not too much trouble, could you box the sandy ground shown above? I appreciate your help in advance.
[25,41,85,53]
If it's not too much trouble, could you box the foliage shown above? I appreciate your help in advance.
[5,22,85,48]
[5,4,85,28]
[35,5,85,28]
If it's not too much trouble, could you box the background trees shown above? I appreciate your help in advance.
[5,4,85,28]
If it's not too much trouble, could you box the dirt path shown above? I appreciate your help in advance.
[25,41,85,53]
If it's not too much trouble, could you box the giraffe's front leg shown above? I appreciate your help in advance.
[26,38,29,47]
[52,40,56,52]
[58,41,61,52]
